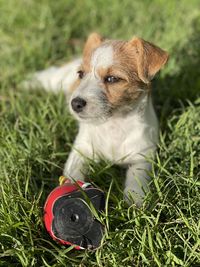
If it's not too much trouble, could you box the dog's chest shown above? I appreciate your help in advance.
[88,115,148,163]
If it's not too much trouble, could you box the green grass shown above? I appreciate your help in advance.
[0,0,200,266]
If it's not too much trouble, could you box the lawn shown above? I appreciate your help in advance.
[0,0,200,266]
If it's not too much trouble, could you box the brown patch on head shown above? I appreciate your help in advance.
[69,79,81,94]
[94,40,147,106]
[97,65,144,106]
[104,79,144,106]
[82,32,104,72]
[96,38,168,106]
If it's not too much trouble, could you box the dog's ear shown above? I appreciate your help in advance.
[128,37,169,83]
[83,32,103,57]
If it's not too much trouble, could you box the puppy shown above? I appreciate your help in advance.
[27,33,168,206]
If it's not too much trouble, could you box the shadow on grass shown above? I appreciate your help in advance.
[153,17,200,128]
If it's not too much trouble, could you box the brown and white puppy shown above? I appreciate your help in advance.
[28,33,168,206]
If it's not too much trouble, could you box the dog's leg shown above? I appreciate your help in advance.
[124,161,151,207]
[63,129,94,181]
[63,149,87,181]
[22,58,82,94]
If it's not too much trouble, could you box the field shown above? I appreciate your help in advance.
[0,0,200,266]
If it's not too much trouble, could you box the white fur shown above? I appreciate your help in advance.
[91,45,113,70]
[26,56,158,207]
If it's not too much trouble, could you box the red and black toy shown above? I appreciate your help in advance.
[43,177,105,250]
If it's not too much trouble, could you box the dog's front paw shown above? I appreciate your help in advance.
[63,167,85,181]
[124,187,144,207]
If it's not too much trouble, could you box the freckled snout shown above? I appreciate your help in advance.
[71,97,87,113]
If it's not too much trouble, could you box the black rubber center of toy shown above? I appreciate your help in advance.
[71,213,79,222]
[51,188,105,249]
[53,198,93,240]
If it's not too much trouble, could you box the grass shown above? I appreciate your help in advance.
[0,0,200,266]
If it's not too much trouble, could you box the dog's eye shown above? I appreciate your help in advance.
[104,76,120,84]
[77,70,84,79]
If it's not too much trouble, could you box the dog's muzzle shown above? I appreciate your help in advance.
[71,97,87,113]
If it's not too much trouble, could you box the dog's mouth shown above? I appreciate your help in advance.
[74,111,113,124]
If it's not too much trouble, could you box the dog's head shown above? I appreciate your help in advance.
[69,33,168,123]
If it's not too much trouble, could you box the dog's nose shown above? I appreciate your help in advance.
[71,97,87,113]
